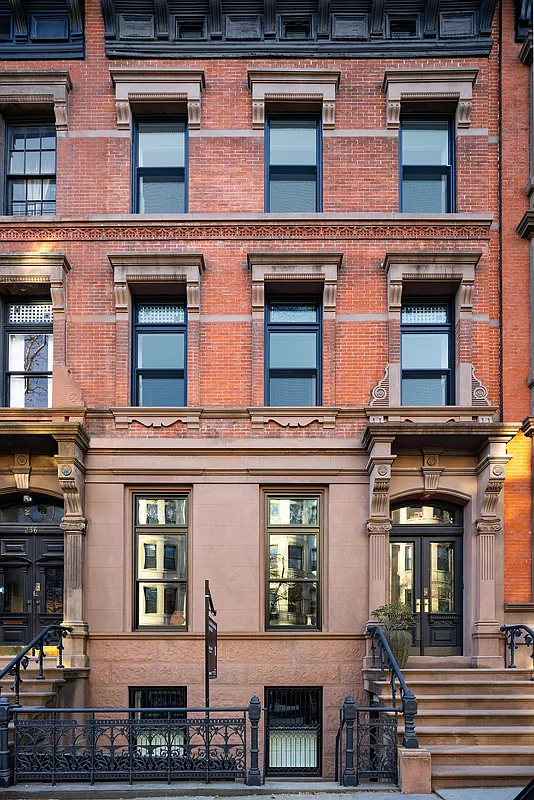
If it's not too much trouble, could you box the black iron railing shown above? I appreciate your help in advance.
[366,625,418,749]
[0,624,72,707]
[500,624,534,679]
[0,697,262,788]
[335,697,398,787]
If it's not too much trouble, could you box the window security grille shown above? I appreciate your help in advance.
[8,304,53,324]
[137,304,185,324]
[129,686,187,719]
[265,687,322,776]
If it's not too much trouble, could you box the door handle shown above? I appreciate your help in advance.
[424,599,429,613]
[415,599,421,613]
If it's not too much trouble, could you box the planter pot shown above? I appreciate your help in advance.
[384,630,412,670]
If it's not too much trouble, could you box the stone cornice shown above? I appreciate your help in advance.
[0,253,71,313]
[518,210,534,239]
[247,68,341,129]
[0,420,89,451]
[0,71,73,131]
[520,32,533,66]
[363,422,519,450]
[110,68,206,129]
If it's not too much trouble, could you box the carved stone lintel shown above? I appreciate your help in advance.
[382,69,478,130]
[0,72,72,131]
[11,452,30,492]
[369,366,389,407]
[472,367,491,407]
[248,69,340,130]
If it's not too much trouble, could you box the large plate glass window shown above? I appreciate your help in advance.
[6,124,56,216]
[5,302,53,408]
[133,301,187,407]
[134,120,187,213]
[266,119,321,212]
[135,495,188,629]
[266,301,321,406]
[267,495,320,630]
[400,119,453,213]
[401,301,453,406]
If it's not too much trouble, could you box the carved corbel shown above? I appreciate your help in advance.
[11,453,30,492]
[386,100,401,130]
[457,99,473,129]
[367,437,396,521]
[388,279,403,311]
[187,99,201,129]
[479,0,497,36]
[54,437,87,533]
[186,280,201,314]
[252,281,265,313]
[421,451,444,493]
[370,0,385,37]
[209,0,222,37]
[369,366,389,407]
[460,279,475,311]
[476,446,511,531]
[9,0,28,40]
[100,0,116,38]
[154,0,170,38]
[116,100,131,130]
[263,0,276,36]
[252,100,265,129]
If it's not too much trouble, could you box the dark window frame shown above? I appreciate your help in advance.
[264,686,323,777]
[399,115,455,214]
[264,299,322,407]
[265,115,322,213]
[129,686,188,719]
[265,492,322,632]
[400,297,455,406]
[2,298,53,409]
[132,116,189,214]
[132,298,188,408]
[4,121,57,217]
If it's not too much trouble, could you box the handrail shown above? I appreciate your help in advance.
[366,625,418,748]
[0,624,72,706]
[500,624,534,679]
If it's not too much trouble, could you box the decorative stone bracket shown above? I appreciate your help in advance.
[0,253,71,312]
[110,68,206,130]
[0,71,72,131]
[382,68,478,130]
[476,441,512,531]
[111,408,201,430]
[366,436,396,524]
[247,69,341,130]
[10,453,31,492]
[421,450,444,494]
[54,432,88,534]
[249,408,339,429]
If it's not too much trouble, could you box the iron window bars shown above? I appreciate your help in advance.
[6,124,56,216]
[399,118,454,213]
[400,300,454,406]
[265,686,322,776]
[134,495,188,630]
[133,301,187,407]
[265,118,321,213]
[265,301,321,406]
[4,302,53,408]
[133,120,187,214]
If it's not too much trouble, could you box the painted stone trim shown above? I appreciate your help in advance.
[111,408,201,430]
[247,69,341,130]
[0,71,72,131]
[382,68,479,130]
[249,407,339,429]
[110,68,206,130]
[0,252,71,313]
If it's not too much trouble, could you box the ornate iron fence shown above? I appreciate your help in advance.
[1,698,262,787]
[335,697,398,787]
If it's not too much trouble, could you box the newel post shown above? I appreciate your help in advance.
[247,695,262,786]
[0,696,12,787]
[342,696,357,786]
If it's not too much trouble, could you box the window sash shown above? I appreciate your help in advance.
[265,119,321,212]
[399,119,454,213]
[265,308,321,406]
[4,307,53,408]
[133,305,187,407]
[5,125,56,216]
[133,119,188,213]
[400,301,453,406]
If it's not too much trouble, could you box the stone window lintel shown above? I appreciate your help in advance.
[110,68,206,130]
[0,71,72,131]
[0,252,71,313]
[247,69,341,130]
[382,67,479,130]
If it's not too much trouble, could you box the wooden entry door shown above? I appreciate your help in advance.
[390,533,463,656]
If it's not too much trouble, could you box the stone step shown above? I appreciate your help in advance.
[431,764,534,789]
[366,667,533,682]
[367,679,534,698]
[427,744,534,767]
[408,708,534,727]
[375,693,534,710]
[2,691,58,707]
[399,725,534,746]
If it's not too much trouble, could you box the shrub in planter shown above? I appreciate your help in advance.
[371,601,415,669]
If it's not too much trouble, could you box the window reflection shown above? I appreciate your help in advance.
[392,505,455,525]
[390,542,413,607]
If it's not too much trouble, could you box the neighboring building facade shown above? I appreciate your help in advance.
[0,0,532,782]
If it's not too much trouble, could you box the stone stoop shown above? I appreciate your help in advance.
[0,656,84,710]
[364,666,534,789]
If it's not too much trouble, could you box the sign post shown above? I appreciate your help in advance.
[205,579,217,710]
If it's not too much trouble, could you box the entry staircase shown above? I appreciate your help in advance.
[364,658,534,789]
[0,653,73,708]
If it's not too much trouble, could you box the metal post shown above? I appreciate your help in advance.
[0,696,12,787]
[401,694,419,749]
[342,696,357,787]
[247,696,262,786]
[205,579,210,710]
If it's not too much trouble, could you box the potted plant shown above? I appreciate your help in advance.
[371,600,415,669]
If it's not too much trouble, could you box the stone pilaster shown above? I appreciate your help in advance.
[366,436,396,617]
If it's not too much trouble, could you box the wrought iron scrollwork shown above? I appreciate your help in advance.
[500,624,534,679]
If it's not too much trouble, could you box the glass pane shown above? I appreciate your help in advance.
[137,332,184,369]
[41,129,56,150]
[137,497,187,526]
[270,177,317,213]
[270,304,317,323]
[392,506,456,525]
[44,567,63,615]
[139,176,185,214]
[269,121,317,166]
[25,151,40,175]
[3,567,24,613]
[402,305,448,324]
[40,150,56,174]
[270,376,316,406]
[9,333,53,372]
[390,542,414,607]
[402,376,448,406]
[138,375,185,407]
[25,130,40,150]
[8,304,53,324]
[137,304,185,324]
[402,173,448,214]
[138,582,187,627]
[270,332,316,368]
[137,534,186,580]
[9,129,25,150]
[402,121,449,166]
[402,333,449,369]
[8,151,24,173]
[268,497,318,526]
[138,122,185,167]
[269,534,317,579]
[9,376,52,408]
[0,502,63,524]
[430,542,455,612]
[268,581,317,627]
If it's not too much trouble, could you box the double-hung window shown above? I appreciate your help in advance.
[134,120,187,213]
[133,301,187,407]
[4,301,53,408]
[401,301,454,406]
[135,495,188,629]
[266,301,321,406]
[266,118,321,212]
[6,123,56,216]
[400,119,454,213]
[267,495,321,630]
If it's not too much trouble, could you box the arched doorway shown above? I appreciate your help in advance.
[0,495,64,646]
[390,501,463,656]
